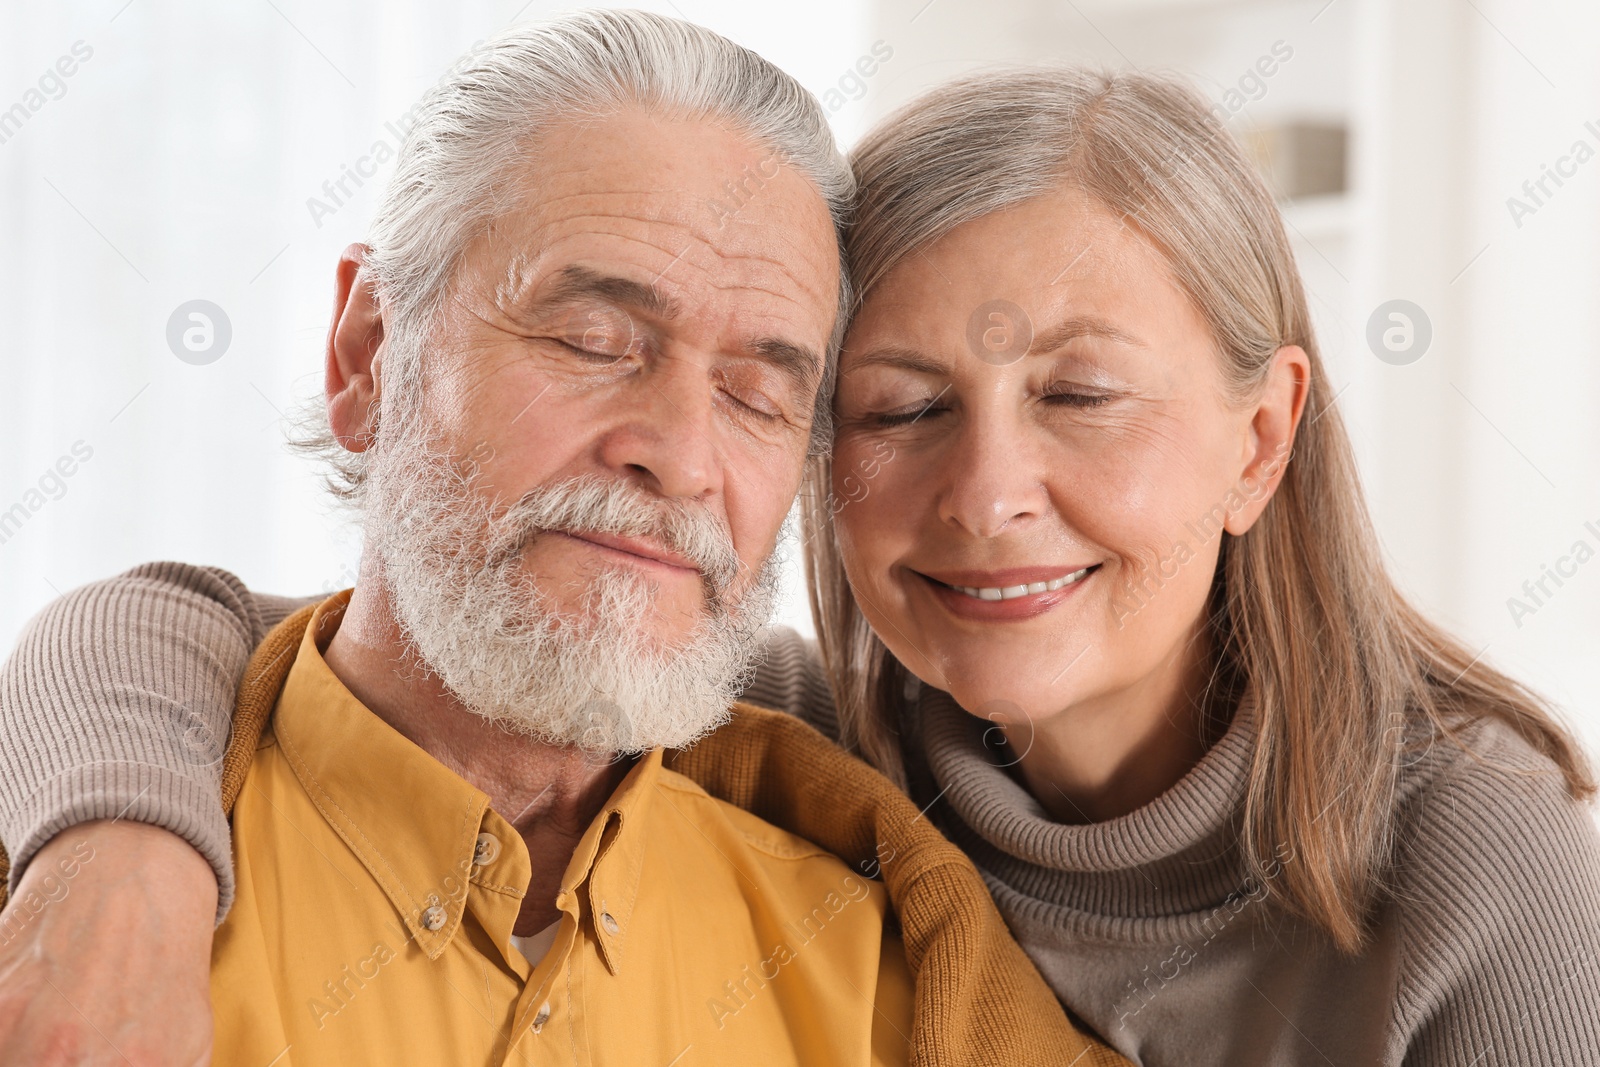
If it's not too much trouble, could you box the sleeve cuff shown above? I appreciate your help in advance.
[1,759,235,923]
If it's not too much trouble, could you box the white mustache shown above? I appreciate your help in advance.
[496,475,743,599]
[364,438,779,753]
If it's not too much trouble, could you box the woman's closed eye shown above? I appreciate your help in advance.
[867,398,950,428]
[1040,385,1115,409]
[859,383,1112,427]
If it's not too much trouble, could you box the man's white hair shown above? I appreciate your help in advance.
[314,9,852,500]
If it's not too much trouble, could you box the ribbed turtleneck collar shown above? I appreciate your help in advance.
[914,686,1259,920]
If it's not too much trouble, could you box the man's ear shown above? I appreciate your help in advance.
[1223,344,1311,536]
[326,243,384,451]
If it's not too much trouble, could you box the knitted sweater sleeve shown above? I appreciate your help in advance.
[0,562,314,919]
[1394,717,1600,1065]
[0,561,836,921]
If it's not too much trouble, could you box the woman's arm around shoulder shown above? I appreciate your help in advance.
[0,560,314,912]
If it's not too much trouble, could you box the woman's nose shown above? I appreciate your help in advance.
[935,414,1046,539]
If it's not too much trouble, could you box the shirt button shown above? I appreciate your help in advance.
[473,832,501,866]
[600,911,620,936]
[422,905,447,931]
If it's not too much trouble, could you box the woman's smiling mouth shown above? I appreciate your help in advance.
[914,564,1102,620]
[946,566,1095,600]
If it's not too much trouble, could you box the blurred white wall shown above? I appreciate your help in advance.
[2,0,1596,762]
[0,0,870,642]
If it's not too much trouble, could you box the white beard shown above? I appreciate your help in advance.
[361,430,781,754]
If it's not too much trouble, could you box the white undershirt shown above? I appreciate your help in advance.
[509,921,560,967]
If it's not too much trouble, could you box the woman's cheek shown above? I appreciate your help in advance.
[833,466,891,576]
[1057,427,1210,544]
[833,440,920,605]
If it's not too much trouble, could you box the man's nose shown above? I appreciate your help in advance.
[595,354,722,501]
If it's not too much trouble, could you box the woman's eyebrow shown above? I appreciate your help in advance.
[1032,316,1145,353]
[849,319,1141,375]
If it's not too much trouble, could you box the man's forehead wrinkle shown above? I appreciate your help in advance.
[640,269,831,371]
[503,213,718,283]
[476,182,836,349]
[628,221,833,300]
[520,184,828,266]
[522,227,831,325]
[710,251,836,308]
[510,173,828,241]
[523,186,711,211]
[517,187,729,239]
[698,267,835,341]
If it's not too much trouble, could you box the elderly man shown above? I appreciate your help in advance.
[0,10,1121,1067]
[11,9,877,1065]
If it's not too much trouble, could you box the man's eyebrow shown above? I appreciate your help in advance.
[749,337,825,395]
[531,265,682,318]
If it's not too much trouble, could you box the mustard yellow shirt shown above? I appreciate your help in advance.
[211,595,913,1066]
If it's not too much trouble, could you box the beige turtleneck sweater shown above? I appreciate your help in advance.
[2,561,1598,1064]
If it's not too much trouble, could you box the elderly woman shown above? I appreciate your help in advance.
[2,66,1598,1065]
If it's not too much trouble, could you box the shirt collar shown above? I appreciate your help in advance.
[558,746,656,975]
[272,591,657,973]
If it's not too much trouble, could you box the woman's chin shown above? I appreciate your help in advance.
[915,632,1092,700]
[936,670,1075,726]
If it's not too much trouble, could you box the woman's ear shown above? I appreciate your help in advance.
[1224,344,1311,536]
[326,243,384,452]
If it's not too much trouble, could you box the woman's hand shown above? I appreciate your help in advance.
[0,821,217,1066]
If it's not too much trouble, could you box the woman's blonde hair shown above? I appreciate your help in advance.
[803,67,1595,953]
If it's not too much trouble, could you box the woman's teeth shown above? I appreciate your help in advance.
[950,567,1093,601]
